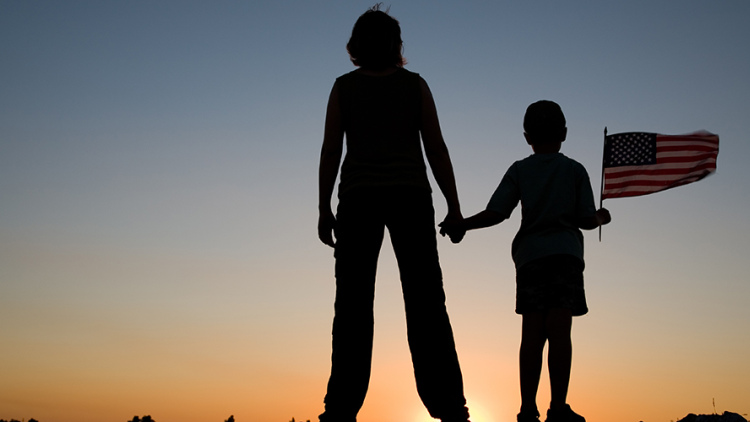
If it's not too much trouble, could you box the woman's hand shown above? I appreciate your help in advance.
[318,209,337,247]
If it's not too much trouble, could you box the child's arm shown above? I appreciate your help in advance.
[577,208,612,230]
[439,209,505,240]
[461,209,506,230]
[318,82,344,247]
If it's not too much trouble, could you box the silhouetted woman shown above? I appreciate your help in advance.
[317,6,470,422]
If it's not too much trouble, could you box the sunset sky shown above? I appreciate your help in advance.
[1,1,749,422]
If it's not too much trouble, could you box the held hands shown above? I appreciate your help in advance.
[439,217,466,244]
[319,210,473,247]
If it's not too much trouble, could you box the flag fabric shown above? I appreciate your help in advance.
[601,131,719,199]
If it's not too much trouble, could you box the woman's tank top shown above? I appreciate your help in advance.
[335,68,431,197]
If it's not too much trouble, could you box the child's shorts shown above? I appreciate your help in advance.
[515,254,588,316]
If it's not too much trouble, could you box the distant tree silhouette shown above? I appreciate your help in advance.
[225,416,235,422]
[128,416,154,422]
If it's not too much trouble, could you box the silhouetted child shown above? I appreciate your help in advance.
[317,5,471,422]
[440,100,611,422]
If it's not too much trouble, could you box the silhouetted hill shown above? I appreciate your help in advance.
[676,412,747,422]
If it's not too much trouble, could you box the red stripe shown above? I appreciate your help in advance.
[605,167,715,184]
[656,134,719,144]
[657,144,719,153]
[603,175,710,198]
[605,172,712,190]
[605,162,716,179]
[604,179,706,197]
[657,154,717,164]
[604,167,714,189]
[606,175,712,190]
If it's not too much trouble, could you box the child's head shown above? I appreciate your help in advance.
[347,5,406,70]
[523,100,567,145]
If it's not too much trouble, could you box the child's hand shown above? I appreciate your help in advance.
[439,219,466,244]
[596,208,612,226]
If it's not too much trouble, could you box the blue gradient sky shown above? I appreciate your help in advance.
[1,2,749,422]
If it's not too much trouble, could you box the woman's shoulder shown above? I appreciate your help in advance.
[335,69,358,82]
[337,67,420,79]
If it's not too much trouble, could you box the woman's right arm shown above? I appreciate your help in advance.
[419,77,462,221]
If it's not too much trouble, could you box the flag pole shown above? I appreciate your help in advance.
[599,127,607,242]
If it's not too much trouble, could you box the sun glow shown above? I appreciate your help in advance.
[413,400,497,422]
[467,403,493,422]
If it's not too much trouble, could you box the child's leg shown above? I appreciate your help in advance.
[519,312,547,416]
[545,308,573,409]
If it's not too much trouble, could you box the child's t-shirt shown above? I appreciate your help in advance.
[486,152,597,269]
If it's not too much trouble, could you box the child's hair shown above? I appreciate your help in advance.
[347,4,406,69]
[523,100,567,144]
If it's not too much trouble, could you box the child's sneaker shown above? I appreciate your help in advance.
[545,404,585,422]
[518,409,541,422]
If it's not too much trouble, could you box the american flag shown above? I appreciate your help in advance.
[602,131,719,199]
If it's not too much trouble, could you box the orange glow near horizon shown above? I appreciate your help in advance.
[1,340,749,422]
[2,236,749,422]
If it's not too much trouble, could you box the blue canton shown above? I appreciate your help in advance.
[604,132,657,168]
